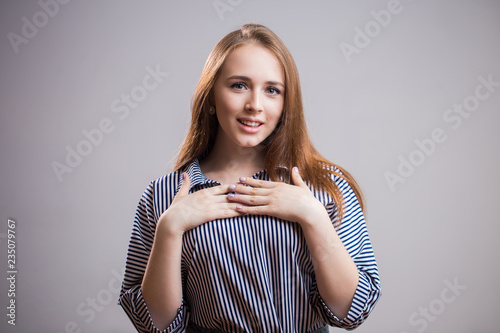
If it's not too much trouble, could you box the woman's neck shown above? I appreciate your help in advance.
[200,136,266,185]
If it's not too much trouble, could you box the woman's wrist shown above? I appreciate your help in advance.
[296,200,330,228]
[157,210,185,239]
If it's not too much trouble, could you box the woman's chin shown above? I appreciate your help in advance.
[237,141,264,149]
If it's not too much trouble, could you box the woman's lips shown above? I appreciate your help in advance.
[238,119,262,127]
[237,119,263,133]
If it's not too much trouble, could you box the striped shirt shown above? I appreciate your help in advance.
[118,159,381,332]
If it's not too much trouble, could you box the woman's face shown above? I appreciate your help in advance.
[212,44,285,150]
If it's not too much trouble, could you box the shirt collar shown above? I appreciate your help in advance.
[176,158,286,193]
[176,158,216,193]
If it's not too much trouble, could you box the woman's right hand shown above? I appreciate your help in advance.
[143,172,241,328]
[157,173,243,237]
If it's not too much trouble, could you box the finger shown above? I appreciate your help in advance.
[238,176,276,188]
[196,183,240,197]
[177,172,191,196]
[204,203,247,220]
[227,192,270,206]
[291,166,308,189]
[231,184,271,196]
[214,185,244,197]
[234,204,274,217]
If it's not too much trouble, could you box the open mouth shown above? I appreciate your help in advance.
[238,119,262,127]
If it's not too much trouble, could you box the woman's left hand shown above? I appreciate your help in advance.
[227,167,328,225]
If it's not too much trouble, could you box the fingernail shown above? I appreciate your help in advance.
[182,173,186,180]
[229,184,236,190]
[293,167,299,173]
[239,176,246,182]
[228,193,235,198]
[236,205,243,210]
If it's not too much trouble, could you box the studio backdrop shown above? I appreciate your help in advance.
[1,1,499,332]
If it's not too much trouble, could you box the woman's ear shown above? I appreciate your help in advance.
[207,89,216,107]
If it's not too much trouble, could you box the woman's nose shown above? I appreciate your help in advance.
[245,91,263,112]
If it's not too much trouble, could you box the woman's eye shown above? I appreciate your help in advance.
[231,82,246,90]
[266,87,281,95]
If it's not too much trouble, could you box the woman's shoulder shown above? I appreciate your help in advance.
[145,159,201,194]
[316,161,360,201]
[319,161,344,182]
[153,168,182,185]
[321,162,341,173]
[140,168,183,199]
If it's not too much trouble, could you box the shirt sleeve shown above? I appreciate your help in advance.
[312,174,381,330]
[118,181,188,333]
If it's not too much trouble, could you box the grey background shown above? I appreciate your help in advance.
[1,1,499,332]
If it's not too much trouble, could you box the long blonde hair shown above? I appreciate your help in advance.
[175,24,364,221]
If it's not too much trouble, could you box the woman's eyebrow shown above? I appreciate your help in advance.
[227,75,284,87]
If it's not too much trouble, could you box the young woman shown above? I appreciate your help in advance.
[119,24,381,333]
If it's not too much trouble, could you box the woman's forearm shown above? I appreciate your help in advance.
[141,222,184,330]
[300,211,359,320]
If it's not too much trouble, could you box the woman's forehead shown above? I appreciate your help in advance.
[219,44,284,83]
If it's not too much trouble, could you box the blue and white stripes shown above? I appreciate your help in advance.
[118,159,381,332]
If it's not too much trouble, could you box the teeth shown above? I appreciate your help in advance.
[239,120,261,127]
